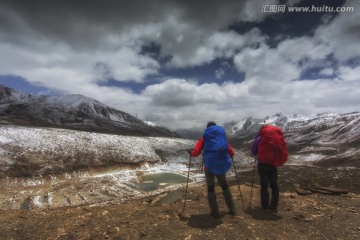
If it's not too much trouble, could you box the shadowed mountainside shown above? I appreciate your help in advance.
[0,85,179,137]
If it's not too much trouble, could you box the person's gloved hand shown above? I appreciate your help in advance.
[188,149,193,155]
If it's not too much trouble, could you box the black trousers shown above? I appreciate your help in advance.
[257,163,279,210]
[205,171,228,191]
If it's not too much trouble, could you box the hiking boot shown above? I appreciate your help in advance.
[229,210,236,216]
[263,208,277,213]
[210,211,221,219]
[207,192,219,217]
[269,208,278,213]
[261,207,270,213]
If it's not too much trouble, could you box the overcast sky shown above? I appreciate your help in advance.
[0,0,359,129]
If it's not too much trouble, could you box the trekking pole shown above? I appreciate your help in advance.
[199,158,204,174]
[248,157,257,209]
[182,154,192,213]
[232,157,245,211]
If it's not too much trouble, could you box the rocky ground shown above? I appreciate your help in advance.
[0,165,359,240]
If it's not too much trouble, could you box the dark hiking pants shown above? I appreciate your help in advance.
[205,171,228,189]
[257,163,279,210]
[205,171,235,215]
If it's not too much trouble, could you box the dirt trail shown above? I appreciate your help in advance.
[0,165,359,240]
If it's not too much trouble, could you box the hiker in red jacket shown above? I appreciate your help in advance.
[189,121,236,218]
[251,125,287,213]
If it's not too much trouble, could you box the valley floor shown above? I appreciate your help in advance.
[0,165,359,240]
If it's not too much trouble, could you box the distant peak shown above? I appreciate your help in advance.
[47,94,98,108]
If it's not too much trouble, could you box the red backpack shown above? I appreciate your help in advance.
[257,125,288,167]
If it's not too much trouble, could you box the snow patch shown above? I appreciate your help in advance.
[291,154,326,162]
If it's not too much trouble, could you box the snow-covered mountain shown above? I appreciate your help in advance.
[176,112,360,166]
[225,112,360,141]
[225,112,360,166]
[0,85,179,137]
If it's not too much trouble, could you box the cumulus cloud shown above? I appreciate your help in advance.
[315,1,360,62]
[143,79,232,107]
[161,25,265,68]
[135,1,360,128]
[0,0,275,85]
[233,43,301,96]
[0,0,359,129]
[276,37,332,65]
[143,79,197,107]
[140,74,360,128]
[338,66,360,82]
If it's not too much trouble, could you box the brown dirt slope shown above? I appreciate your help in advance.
[0,165,359,240]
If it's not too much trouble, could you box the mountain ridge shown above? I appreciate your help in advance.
[177,112,360,166]
[0,85,179,137]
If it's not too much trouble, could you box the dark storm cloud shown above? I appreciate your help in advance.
[0,0,167,48]
[0,0,251,49]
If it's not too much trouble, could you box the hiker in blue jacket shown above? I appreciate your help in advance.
[189,122,236,218]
